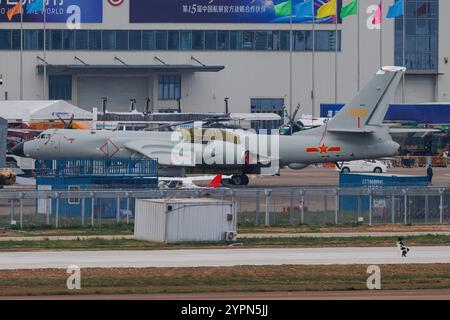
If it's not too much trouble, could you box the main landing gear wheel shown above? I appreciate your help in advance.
[231,174,249,186]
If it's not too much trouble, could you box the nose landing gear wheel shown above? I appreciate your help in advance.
[231,174,249,186]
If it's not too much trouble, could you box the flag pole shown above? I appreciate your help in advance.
[289,2,293,117]
[20,0,23,100]
[357,0,360,91]
[312,0,316,118]
[402,0,405,103]
[43,0,47,100]
[334,4,338,104]
[380,0,383,69]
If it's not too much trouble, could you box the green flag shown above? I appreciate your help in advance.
[340,0,358,19]
[274,0,292,17]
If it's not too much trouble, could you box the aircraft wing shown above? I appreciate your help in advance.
[327,128,375,133]
[388,128,441,134]
[123,139,196,166]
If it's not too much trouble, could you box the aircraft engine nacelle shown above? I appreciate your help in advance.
[288,163,309,170]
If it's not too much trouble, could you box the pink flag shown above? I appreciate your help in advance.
[372,3,382,25]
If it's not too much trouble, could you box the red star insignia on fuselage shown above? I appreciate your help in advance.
[318,144,329,154]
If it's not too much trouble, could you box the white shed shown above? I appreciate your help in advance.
[0,100,92,123]
[134,198,237,243]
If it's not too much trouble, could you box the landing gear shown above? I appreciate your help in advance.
[230,174,250,186]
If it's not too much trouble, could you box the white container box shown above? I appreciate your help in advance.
[134,198,236,243]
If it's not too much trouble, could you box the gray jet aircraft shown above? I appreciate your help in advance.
[12,66,404,185]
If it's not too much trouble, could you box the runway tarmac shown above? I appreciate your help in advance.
[1,247,450,270]
[4,289,449,300]
[1,231,450,242]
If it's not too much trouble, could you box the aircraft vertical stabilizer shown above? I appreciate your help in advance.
[326,66,405,133]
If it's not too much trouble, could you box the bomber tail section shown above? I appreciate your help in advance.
[326,66,406,133]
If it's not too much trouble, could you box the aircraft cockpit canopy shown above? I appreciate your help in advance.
[36,133,51,140]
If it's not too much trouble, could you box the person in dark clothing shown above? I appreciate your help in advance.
[427,165,433,186]
[396,237,410,258]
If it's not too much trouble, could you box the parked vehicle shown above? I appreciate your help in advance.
[337,160,387,174]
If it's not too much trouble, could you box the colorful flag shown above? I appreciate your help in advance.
[316,0,337,19]
[295,0,313,19]
[415,3,428,16]
[274,0,292,17]
[372,3,382,24]
[7,1,22,22]
[27,0,44,14]
[387,0,403,18]
[340,0,358,19]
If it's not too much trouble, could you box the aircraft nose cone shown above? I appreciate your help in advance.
[11,142,25,158]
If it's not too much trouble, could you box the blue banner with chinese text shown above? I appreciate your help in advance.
[130,0,341,24]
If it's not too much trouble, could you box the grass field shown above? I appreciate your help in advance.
[1,264,449,297]
[0,223,134,238]
[2,223,450,239]
[1,234,450,252]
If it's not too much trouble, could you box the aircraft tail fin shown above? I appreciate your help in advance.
[327,66,405,133]
[208,174,223,188]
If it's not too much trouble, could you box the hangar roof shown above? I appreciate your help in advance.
[0,100,92,123]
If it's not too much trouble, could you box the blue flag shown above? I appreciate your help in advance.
[27,0,44,14]
[387,0,403,18]
[295,0,313,19]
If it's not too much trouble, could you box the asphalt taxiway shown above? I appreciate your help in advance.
[1,246,450,270]
[3,289,449,300]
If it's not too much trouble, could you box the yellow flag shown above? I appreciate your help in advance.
[316,0,337,19]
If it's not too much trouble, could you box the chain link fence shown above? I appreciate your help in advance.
[1,187,450,229]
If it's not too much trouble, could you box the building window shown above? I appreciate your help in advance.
[180,30,191,50]
[255,31,270,50]
[205,31,217,50]
[68,185,80,205]
[142,30,155,50]
[116,30,129,50]
[395,0,439,70]
[192,31,204,50]
[24,30,39,50]
[11,30,21,50]
[155,31,168,50]
[102,30,115,50]
[49,75,72,100]
[63,30,75,50]
[88,30,102,50]
[3,29,342,52]
[0,30,11,50]
[129,30,142,50]
[168,31,180,50]
[158,75,181,100]
[315,30,341,51]
[217,31,229,50]
[75,30,88,50]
